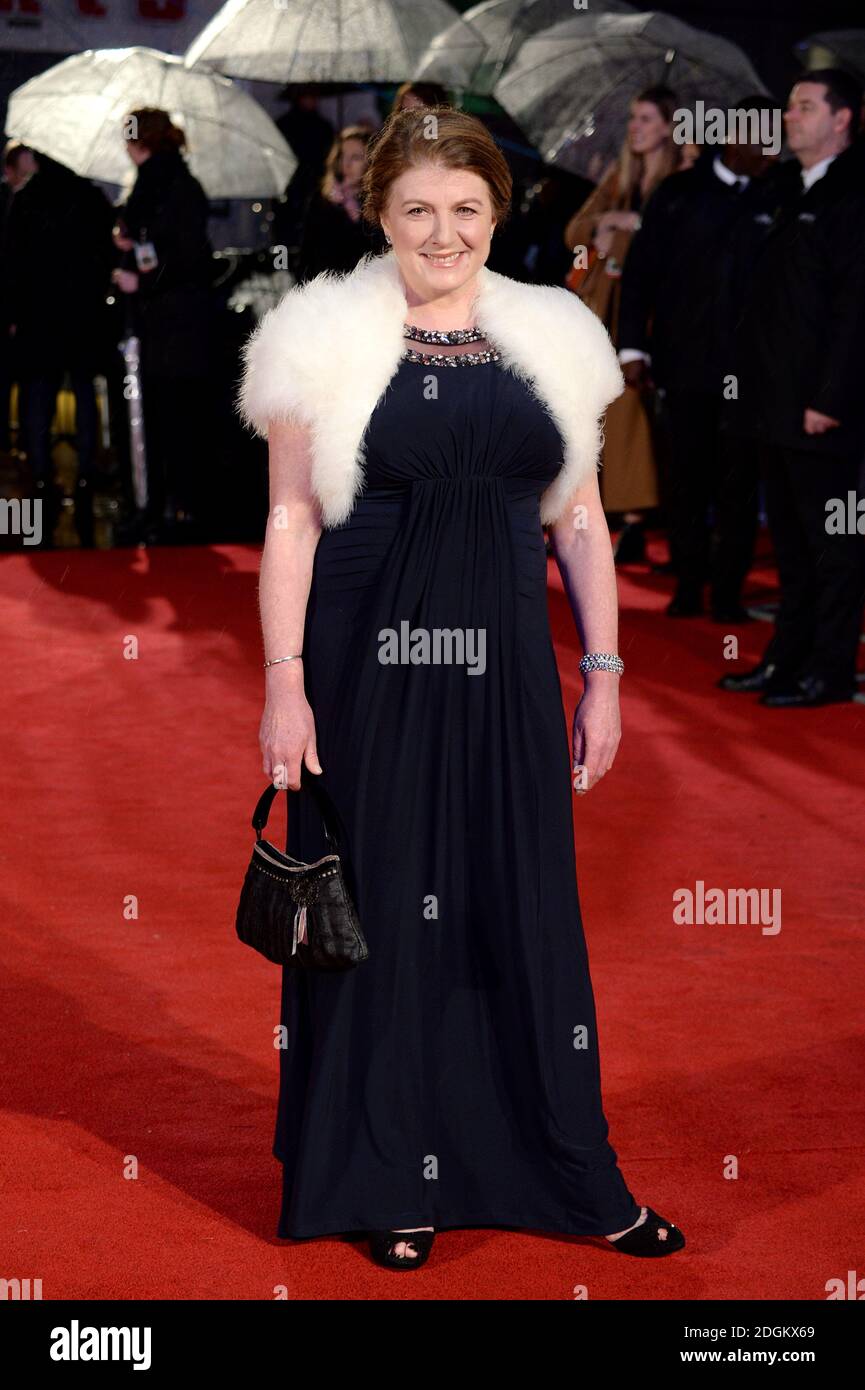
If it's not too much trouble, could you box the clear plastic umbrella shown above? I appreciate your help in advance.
[794,30,865,80]
[494,10,768,180]
[185,0,472,83]
[6,46,296,199]
[7,46,296,520]
[414,0,635,96]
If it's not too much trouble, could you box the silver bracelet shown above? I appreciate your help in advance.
[263,653,303,668]
[579,652,624,676]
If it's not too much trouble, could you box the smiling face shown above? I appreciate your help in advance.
[380,163,497,302]
[627,100,672,156]
[784,81,852,166]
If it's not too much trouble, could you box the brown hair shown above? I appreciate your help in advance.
[321,125,374,199]
[3,139,33,171]
[796,67,863,139]
[360,105,512,230]
[392,81,450,112]
[125,108,186,156]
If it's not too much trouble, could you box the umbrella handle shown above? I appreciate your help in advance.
[115,239,140,338]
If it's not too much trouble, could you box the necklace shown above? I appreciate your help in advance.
[401,322,500,365]
[402,345,501,367]
[403,323,486,345]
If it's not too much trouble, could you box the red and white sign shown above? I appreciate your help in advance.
[0,1,223,53]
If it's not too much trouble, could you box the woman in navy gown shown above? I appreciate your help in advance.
[244,107,685,1270]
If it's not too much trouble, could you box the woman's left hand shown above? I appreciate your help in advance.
[113,225,134,252]
[572,678,621,794]
[111,268,139,294]
[603,210,641,233]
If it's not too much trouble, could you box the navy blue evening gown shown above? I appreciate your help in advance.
[273,342,641,1239]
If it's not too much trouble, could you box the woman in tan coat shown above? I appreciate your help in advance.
[564,86,682,563]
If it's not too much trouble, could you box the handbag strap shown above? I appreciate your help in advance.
[251,768,344,851]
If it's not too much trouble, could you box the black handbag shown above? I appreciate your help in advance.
[235,772,367,971]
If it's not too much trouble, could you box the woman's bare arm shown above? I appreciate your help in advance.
[548,471,622,793]
[258,417,323,790]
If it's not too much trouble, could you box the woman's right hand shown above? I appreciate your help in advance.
[260,664,322,789]
[592,217,616,259]
[113,223,134,252]
[622,359,652,390]
[111,268,139,294]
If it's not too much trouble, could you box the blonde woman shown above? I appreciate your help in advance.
[296,124,382,282]
[239,106,686,1271]
[564,86,683,563]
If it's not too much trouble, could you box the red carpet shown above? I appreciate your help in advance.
[2,539,863,1300]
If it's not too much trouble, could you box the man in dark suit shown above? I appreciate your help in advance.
[618,96,779,620]
[719,69,865,706]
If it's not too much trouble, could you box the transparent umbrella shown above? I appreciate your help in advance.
[6,46,296,199]
[414,0,635,96]
[185,0,473,84]
[494,10,768,180]
[7,46,296,517]
[794,30,865,81]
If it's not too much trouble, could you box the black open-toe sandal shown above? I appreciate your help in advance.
[605,1207,685,1257]
[368,1229,435,1270]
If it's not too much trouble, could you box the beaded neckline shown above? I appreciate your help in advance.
[404,323,486,345]
[402,346,501,367]
[402,322,500,366]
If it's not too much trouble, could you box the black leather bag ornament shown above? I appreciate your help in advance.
[235,773,367,971]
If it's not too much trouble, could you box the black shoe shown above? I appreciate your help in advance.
[162,512,206,545]
[718,660,779,693]
[613,521,646,566]
[33,479,62,547]
[368,1229,435,1270]
[73,478,95,548]
[666,586,703,617]
[605,1207,686,1258]
[112,503,145,545]
[760,675,854,708]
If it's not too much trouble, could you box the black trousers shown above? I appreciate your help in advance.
[758,442,865,692]
[21,368,98,484]
[140,372,211,525]
[20,368,99,541]
[0,329,16,451]
[663,388,760,604]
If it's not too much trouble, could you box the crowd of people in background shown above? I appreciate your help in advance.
[610,67,865,707]
[1,107,216,546]
[1,66,864,703]
[564,84,688,553]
